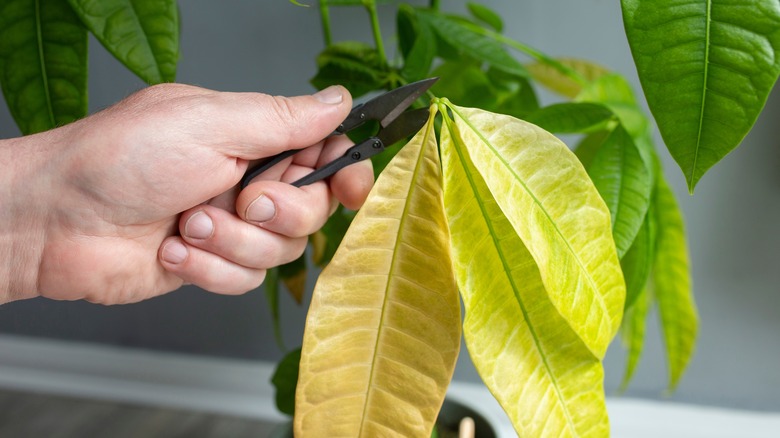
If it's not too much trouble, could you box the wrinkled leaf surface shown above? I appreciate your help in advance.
[622,0,780,191]
[68,0,178,84]
[0,0,87,135]
[295,113,460,437]
[441,114,610,437]
[448,104,625,358]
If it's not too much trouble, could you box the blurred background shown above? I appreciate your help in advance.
[1,0,779,423]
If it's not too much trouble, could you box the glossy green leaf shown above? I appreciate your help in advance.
[440,112,610,437]
[527,58,609,98]
[620,205,656,310]
[586,125,653,258]
[310,41,388,97]
[67,0,178,84]
[419,11,527,77]
[467,2,503,32]
[295,112,461,437]
[272,348,302,416]
[396,4,416,60]
[447,103,625,358]
[0,0,87,135]
[622,0,780,191]
[574,131,610,169]
[526,103,615,134]
[487,68,539,118]
[619,288,652,391]
[653,175,698,390]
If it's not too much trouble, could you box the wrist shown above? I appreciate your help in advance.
[0,132,59,303]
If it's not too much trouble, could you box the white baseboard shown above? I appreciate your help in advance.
[0,334,287,422]
[3,333,780,438]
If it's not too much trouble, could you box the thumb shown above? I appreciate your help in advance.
[217,85,353,159]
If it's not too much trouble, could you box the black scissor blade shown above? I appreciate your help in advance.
[376,107,430,146]
[339,78,437,133]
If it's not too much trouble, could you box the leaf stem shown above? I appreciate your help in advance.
[319,0,332,46]
[475,25,588,86]
[364,1,386,63]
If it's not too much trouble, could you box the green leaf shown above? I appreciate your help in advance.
[620,205,656,310]
[619,288,652,390]
[446,102,625,359]
[467,2,503,32]
[574,130,610,169]
[486,68,539,118]
[264,267,285,350]
[586,125,653,258]
[440,111,610,437]
[401,15,436,82]
[0,0,88,135]
[525,103,615,134]
[279,253,307,304]
[419,11,527,77]
[67,0,179,84]
[622,0,780,191]
[310,41,388,98]
[272,348,302,417]
[295,111,461,437]
[396,4,416,60]
[653,174,698,390]
[527,58,610,98]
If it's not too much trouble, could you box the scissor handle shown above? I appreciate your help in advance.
[290,136,384,187]
[240,149,301,189]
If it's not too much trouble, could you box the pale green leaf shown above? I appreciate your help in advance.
[622,0,780,191]
[67,0,179,84]
[527,58,610,98]
[447,103,625,358]
[653,175,698,390]
[0,0,88,135]
[295,112,461,437]
[440,113,610,437]
[619,288,652,391]
[586,125,653,258]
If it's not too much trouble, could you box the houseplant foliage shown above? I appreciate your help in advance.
[1,0,778,436]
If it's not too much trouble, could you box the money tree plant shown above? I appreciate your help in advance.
[1,0,779,436]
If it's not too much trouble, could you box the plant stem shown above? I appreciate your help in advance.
[319,0,332,46]
[476,26,588,86]
[364,1,386,63]
[430,0,440,10]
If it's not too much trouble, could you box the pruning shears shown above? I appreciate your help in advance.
[240,77,438,189]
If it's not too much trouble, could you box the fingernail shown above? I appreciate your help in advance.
[184,211,213,239]
[162,241,188,264]
[313,86,343,105]
[246,195,276,223]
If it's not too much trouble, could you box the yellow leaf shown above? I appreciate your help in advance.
[448,103,624,358]
[441,116,611,437]
[294,110,461,437]
[527,58,610,98]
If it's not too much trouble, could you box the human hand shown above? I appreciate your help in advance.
[0,83,373,304]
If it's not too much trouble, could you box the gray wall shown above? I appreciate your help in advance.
[1,0,779,412]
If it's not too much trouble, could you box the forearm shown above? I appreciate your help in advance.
[0,133,56,304]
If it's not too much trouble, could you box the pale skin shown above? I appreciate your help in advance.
[0,83,373,305]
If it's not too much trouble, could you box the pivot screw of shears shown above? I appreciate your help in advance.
[352,152,362,160]
[372,140,382,149]
[359,113,365,120]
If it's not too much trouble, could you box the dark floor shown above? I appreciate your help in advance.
[0,389,281,437]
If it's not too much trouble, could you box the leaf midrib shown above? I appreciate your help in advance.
[35,0,55,127]
[127,0,163,82]
[450,105,610,350]
[444,116,579,435]
[691,0,712,189]
[357,118,436,436]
